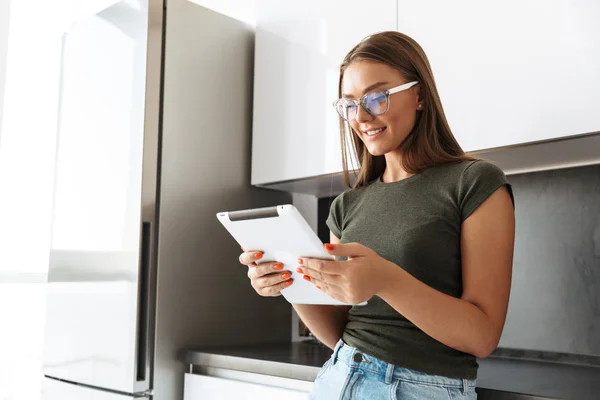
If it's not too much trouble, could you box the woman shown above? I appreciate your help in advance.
[239,31,515,399]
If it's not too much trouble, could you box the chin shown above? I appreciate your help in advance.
[365,144,391,157]
[366,149,386,156]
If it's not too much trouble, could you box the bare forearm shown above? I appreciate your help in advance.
[292,304,350,349]
[379,266,500,358]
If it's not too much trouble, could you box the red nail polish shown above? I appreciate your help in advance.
[316,285,321,289]
[285,280,293,286]
[324,243,334,251]
[282,272,291,279]
[274,263,283,270]
[303,275,311,282]
[298,258,304,265]
[255,252,263,259]
[296,267,304,274]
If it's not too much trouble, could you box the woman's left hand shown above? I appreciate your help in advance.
[298,242,397,304]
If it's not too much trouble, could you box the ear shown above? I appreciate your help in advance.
[415,84,424,111]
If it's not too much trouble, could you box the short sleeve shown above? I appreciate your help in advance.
[326,193,344,239]
[458,160,515,222]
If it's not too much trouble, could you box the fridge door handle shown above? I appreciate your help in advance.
[136,221,153,382]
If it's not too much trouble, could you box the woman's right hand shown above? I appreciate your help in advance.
[239,249,294,297]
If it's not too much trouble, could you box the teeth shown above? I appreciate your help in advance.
[367,128,384,136]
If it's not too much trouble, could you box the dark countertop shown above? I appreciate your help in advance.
[180,341,600,400]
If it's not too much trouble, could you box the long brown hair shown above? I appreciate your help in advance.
[339,31,476,188]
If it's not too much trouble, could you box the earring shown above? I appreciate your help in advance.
[417,104,422,109]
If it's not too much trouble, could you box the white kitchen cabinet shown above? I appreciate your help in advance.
[396,0,600,152]
[252,0,396,185]
[184,373,312,400]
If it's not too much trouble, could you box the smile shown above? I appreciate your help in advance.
[363,127,387,138]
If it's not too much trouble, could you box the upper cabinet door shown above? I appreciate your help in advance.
[252,0,396,185]
[397,0,600,152]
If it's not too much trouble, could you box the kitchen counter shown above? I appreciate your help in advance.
[180,341,600,400]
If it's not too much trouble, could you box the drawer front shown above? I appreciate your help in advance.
[184,373,312,400]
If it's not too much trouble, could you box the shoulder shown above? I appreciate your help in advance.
[331,182,373,207]
[327,187,364,238]
[424,160,508,191]
[451,160,514,220]
[328,184,372,225]
[423,160,512,221]
[427,159,504,180]
[460,159,506,181]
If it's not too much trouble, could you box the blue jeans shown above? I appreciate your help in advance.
[310,339,477,399]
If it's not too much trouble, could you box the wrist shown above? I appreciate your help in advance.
[376,261,405,299]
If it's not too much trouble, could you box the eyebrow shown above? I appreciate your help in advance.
[342,81,389,98]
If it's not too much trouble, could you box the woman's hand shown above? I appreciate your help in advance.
[298,242,395,304]
[239,249,294,297]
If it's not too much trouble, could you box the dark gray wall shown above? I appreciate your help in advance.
[292,193,320,342]
[499,164,600,356]
[293,193,319,233]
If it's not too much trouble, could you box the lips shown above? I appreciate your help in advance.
[361,126,387,138]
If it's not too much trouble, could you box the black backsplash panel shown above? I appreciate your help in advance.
[318,197,335,243]
[318,164,600,357]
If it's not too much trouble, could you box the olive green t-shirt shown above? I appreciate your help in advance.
[326,160,514,380]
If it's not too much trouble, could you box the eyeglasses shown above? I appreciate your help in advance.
[333,81,419,122]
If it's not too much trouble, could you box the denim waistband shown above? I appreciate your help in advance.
[331,339,476,390]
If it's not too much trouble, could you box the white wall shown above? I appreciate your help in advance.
[0,1,62,279]
[0,1,63,399]
[0,0,11,142]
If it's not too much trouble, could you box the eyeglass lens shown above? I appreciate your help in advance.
[336,91,389,121]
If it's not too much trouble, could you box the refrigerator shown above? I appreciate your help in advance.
[41,0,292,399]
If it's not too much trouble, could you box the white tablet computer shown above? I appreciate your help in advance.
[217,204,367,306]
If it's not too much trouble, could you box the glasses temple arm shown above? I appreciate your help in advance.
[387,80,419,95]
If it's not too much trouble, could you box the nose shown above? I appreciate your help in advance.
[355,103,373,123]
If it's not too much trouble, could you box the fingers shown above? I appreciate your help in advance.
[322,242,371,258]
[239,251,293,297]
[251,272,294,297]
[247,261,284,279]
[308,275,346,302]
[253,271,292,290]
[259,279,294,297]
[299,266,343,292]
[297,255,353,304]
[299,257,343,276]
[239,250,264,266]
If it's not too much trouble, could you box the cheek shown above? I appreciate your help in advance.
[385,104,416,132]
[349,121,361,137]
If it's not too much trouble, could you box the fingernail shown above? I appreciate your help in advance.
[282,272,291,279]
[285,280,293,286]
[316,285,321,289]
[324,243,334,251]
[255,252,263,259]
[298,258,304,265]
[274,263,283,270]
[296,267,304,274]
[303,275,311,282]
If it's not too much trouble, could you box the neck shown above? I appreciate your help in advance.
[382,151,413,183]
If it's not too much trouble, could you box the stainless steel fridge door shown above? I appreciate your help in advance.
[42,378,135,400]
[43,0,159,396]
